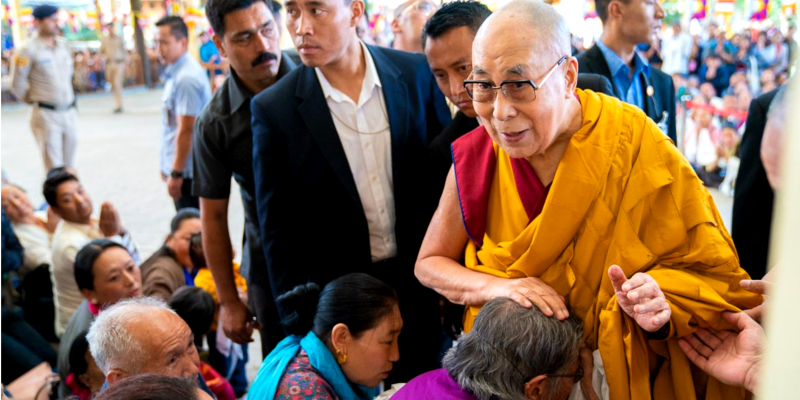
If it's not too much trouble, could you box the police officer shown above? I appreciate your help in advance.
[100,22,128,113]
[11,4,77,172]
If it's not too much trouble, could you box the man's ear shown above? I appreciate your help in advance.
[349,0,364,27]
[523,375,548,400]
[565,57,579,97]
[212,34,227,59]
[106,369,128,385]
[607,0,623,21]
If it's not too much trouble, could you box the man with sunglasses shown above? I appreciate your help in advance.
[416,2,761,400]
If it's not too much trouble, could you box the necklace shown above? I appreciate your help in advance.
[328,93,390,135]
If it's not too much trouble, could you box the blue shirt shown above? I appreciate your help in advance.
[161,53,212,179]
[199,41,223,76]
[596,39,650,110]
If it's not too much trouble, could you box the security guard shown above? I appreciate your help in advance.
[11,4,78,171]
[100,22,127,113]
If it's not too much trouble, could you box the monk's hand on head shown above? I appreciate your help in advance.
[608,265,671,332]
[495,276,569,320]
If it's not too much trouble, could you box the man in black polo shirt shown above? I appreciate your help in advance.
[192,0,296,363]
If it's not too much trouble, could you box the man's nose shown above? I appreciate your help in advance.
[492,89,518,121]
[450,76,465,101]
[296,13,313,37]
[654,0,665,19]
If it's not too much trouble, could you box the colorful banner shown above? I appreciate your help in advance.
[691,0,707,20]
[751,0,769,20]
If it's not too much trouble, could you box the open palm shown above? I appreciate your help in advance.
[678,312,764,391]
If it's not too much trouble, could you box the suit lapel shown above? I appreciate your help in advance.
[368,46,409,187]
[639,72,659,121]
[587,46,624,99]
[295,65,363,207]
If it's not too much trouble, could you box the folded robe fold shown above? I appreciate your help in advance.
[451,89,762,400]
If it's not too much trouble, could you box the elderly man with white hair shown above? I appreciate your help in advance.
[86,297,213,395]
[416,1,761,399]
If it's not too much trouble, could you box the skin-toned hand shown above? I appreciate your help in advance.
[98,202,123,237]
[167,176,183,200]
[740,269,773,323]
[579,346,600,400]
[489,276,569,320]
[608,265,671,332]
[220,299,261,344]
[677,312,764,393]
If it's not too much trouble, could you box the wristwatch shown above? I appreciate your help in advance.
[170,170,184,179]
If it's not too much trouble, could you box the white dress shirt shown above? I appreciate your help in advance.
[315,41,397,262]
[12,211,52,274]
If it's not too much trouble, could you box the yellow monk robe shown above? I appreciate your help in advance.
[451,89,763,400]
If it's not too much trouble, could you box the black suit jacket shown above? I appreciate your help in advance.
[577,45,677,143]
[251,45,451,318]
[731,89,778,280]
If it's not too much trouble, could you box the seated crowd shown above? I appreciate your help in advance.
[0,0,790,398]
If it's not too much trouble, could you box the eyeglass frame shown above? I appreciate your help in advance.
[463,55,569,104]
[541,364,584,384]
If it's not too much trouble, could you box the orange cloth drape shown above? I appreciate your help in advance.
[460,89,762,400]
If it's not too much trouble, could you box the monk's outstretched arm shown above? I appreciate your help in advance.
[416,167,493,306]
[416,168,569,319]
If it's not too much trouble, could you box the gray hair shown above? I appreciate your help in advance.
[443,297,583,400]
[477,0,571,57]
[87,297,176,375]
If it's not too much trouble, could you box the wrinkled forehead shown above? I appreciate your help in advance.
[472,35,557,80]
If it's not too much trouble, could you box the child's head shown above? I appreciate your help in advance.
[169,286,215,347]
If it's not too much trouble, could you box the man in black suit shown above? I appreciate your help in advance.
[576,0,677,143]
[251,0,451,382]
[732,89,779,280]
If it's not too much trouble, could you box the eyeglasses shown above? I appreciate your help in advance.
[464,55,568,104]
[400,0,437,18]
[544,364,584,384]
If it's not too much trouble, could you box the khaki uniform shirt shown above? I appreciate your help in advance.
[11,36,74,106]
[100,35,127,62]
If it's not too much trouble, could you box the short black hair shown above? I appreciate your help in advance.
[170,208,200,234]
[155,16,188,40]
[74,239,128,291]
[42,169,78,208]
[205,0,275,36]
[595,0,631,23]
[422,0,491,50]
[68,330,92,390]
[169,286,215,346]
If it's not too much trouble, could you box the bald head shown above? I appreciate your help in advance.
[762,88,790,189]
[474,0,570,58]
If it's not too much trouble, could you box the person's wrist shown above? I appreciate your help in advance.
[744,360,762,394]
[170,170,184,179]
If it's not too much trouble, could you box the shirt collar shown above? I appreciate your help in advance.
[315,41,382,105]
[596,39,650,79]
[165,53,189,78]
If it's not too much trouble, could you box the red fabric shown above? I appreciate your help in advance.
[88,302,101,316]
[66,373,92,400]
[200,361,236,400]
[452,125,549,245]
[452,126,495,246]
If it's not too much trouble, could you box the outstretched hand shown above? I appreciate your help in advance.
[677,311,764,393]
[608,265,671,332]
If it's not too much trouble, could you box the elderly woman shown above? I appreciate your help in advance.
[139,208,201,301]
[415,1,760,399]
[57,238,141,398]
[249,273,402,400]
[393,297,595,400]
